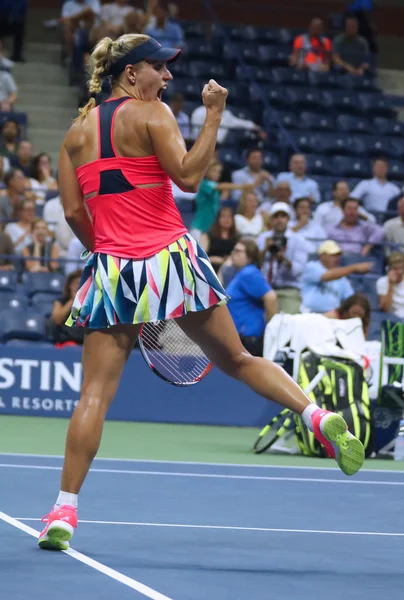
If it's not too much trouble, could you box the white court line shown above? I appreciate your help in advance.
[14,517,404,538]
[0,511,174,600]
[1,451,404,475]
[0,463,403,486]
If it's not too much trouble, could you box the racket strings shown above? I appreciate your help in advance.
[140,320,211,384]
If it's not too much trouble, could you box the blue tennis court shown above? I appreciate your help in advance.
[1,453,403,600]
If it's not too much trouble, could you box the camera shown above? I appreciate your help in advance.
[268,234,287,256]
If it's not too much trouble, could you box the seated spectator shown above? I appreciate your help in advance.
[0,219,15,271]
[289,197,326,252]
[200,207,238,273]
[0,118,20,162]
[231,148,273,205]
[191,105,266,145]
[0,67,17,111]
[324,293,371,338]
[0,168,31,221]
[351,158,401,212]
[327,197,384,255]
[4,197,34,252]
[235,191,265,238]
[0,39,15,70]
[43,193,74,258]
[190,162,254,241]
[99,0,135,38]
[383,196,404,255]
[10,140,33,178]
[289,18,332,72]
[145,2,183,48]
[260,180,293,216]
[276,154,321,204]
[257,202,309,314]
[333,16,370,75]
[301,240,371,313]
[226,239,277,356]
[314,180,375,230]
[377,251,404,319]
[50,269,85,347]
[65,237,85,275]
[0,155,10,188]
[29,153,58,204]
[60,0,101,58]
[346,0,378,54]
[168,93,190,141]
[21,218,60,272]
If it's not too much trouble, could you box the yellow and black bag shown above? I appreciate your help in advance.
[295,352,372,457]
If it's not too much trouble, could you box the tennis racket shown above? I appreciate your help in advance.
[138,319,212,386]
[252,408,294,454]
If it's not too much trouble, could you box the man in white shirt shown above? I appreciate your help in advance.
[191,105,266,144]
[314,180,375,229]
[43,194,73,257]
[65,237,86,276]
[276,154,321,204]
[351,158,401,212]
[100,0,134,37]
[231,148,273,205]
[377,251,404,318]
[289,197,326,253]
[384,195,404,255]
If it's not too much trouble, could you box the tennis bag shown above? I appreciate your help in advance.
[295,352,372,457]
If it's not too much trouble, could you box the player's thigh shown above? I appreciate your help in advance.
[81,324,141,398]
[176,305,247,376]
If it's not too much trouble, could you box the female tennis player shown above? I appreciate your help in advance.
[38,33,365,550]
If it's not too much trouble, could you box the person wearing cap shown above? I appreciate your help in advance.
[39,31,366,550]
[256,201,309,314]
[377,251,404,318]
[301,240,372,313]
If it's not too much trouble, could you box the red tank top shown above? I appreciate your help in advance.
[76,97,187,259]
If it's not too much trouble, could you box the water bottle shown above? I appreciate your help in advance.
[393,420,404,461]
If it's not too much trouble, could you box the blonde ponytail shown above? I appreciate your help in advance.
[76,34,150,121]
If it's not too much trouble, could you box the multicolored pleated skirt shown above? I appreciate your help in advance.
[66,233,229,329]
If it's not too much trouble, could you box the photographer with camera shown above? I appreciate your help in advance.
[256,202,309,314]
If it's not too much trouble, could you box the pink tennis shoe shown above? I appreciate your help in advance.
[38,505,78,550]
[311,409,365,476]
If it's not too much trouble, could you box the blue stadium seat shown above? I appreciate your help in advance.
[230,106,255,121]
[305,154,333,175]
[225,129,266,149]
[171,79,202,101]
[217,148,244,170]
[235,65,273,83]
[317,133,365,157]
[341,254,383,275]
[251,27,279,44]
[30,293,56,317]
[220,81,250,106]
[361,135,400,159]
[292,88,323,111]
[336,74,379,93]
[298,112,336,132]
[388,161,404,181]
[0,292,28,311]
[314,175,339,199]
[358,93,396,118]
[323,90,364,115]
[372,117,404,137]
[237,43,262,65]
[368,311,388,341]
[336,114,374,134]
[0,271,17,293]
[22,272,65,298]
[189,61,225,79]
[276,28,295,45]
[183,40,215,60]
[182,21,205,39]
[262,152,280,171]
[258,45,289,67]
[259,85,296,110]
[333,156,371,178]
[263,109,299,129]
[182,101,199,116]
[0,309,47,343]
[390,139,404,160]
[169,60,189,79]
[307,71,340,89]
[271,67,306,86]
[293,131,319,154]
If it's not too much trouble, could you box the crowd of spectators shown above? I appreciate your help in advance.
[1,1,403,350]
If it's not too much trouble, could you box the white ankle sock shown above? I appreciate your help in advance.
[301,403,320,432]
[55,491,78,509]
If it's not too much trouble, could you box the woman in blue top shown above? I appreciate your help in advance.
[226,238,277,356]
